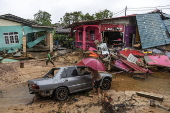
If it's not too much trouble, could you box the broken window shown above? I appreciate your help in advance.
[3,32,19,44]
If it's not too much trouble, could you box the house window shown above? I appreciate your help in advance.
[3,32,19,44]
[90,30,95,41]
[86,31,89,41]
[79,32,82,41]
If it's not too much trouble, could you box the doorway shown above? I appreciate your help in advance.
[102,31,123,47]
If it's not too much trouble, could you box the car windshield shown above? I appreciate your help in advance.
[43,68,60,78]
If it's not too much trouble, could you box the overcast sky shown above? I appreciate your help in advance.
[0,0,170,24]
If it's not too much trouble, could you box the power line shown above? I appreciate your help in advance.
[113,9,125,16]
[127,7,170,11]
[128,5,170,9]
[113,10,125,17]
[127,8,158,11]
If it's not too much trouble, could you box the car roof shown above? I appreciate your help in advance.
[51,65,87,70]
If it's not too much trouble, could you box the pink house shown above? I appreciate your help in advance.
[69,14,137,50]
[74,24,100,50]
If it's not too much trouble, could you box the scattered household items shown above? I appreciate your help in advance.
[97,43,110,55]
[127,53,138,64]
[28,66,112,101]
[88,47,97,51]
[152,48,163,54]
[88,51,99,57]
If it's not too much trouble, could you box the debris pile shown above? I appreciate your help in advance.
[83,45,170,79]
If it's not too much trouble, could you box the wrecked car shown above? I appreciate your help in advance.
[28,66,112,101]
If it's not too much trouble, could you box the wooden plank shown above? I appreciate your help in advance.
[136,92,164,101]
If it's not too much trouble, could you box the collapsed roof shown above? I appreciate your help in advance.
[136,12,170,49]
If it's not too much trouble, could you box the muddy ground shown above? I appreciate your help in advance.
[0,52,170,113]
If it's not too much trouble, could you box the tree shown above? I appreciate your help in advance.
[60,11,83,26]
[81,13,95,21]
[94,9,113,20]
[60,9,113,26]
[71,11,83,23]
[34,10,52,25]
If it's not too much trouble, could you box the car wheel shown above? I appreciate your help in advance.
[55,87,68,101]
[101,79,111,90]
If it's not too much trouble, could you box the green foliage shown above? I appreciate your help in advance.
[53,34,68,42]
[60,9,113,26]
[61,11,83,26]
[81,13,95,21]
[95,9,113,20]
[53,30,74,48]
[34,10,52,25]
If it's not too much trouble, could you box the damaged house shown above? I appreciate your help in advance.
[68,10,170,51]
[0,14,55,56]
[68,14,137,50]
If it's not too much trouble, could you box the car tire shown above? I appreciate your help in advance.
[100,79,111,90]
[55,87,68,101]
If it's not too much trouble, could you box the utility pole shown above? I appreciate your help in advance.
[125,6,127,16]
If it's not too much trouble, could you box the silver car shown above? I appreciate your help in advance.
[28,66,112,101]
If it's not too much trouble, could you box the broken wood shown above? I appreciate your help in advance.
[136,92,164,101]
[150,100,170,111]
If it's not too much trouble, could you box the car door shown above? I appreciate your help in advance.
[82,74,93,89]
[81,70,93,90]
[61,67,83,93]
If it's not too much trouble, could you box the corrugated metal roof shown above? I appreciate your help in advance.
[163,13,170,18]
[136,13,170,49]
[163,13,170,33]
[120,60,152,73]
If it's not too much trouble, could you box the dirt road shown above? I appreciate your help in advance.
[0,58,170,113]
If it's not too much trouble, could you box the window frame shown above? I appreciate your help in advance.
[3,32,20,44]
[61,67,79,78]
